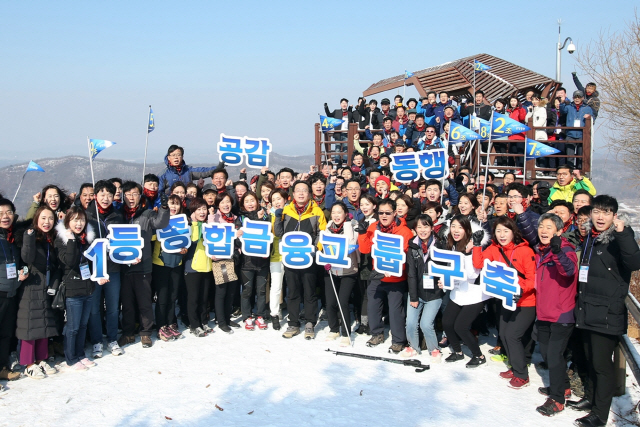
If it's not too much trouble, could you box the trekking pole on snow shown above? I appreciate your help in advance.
[324,264,353,347]
[326,349,429,373]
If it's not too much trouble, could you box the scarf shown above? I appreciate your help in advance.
[328,222,344,234]
[538,243,549,253]
[124,204,137,221]
[143,188,158,200]
[377,218,397,234]
[97,203,112,216]
[313,194,325,205]
[3,226,14,244]
[350,199,360,210]
[420,237,432,254]
[220,212,235,223]
[562,218,572,234]
[294,201,309,216]
[591,227,602,239]
[77,232,87,245]
[507,200,529,220]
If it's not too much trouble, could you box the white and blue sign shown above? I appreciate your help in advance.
[371,231,405,277]
[280,232,315,269]
[239,219,273,258]
[217,133,273,168]
[389,149,448,183]
[107,224,144,264]
[155,214,192,253]
[427,247,466,290]
[316,231,351,269]
[202,223,237,259]
[83,239,110,281]
[481,259,521,311]
[525,139,561,159]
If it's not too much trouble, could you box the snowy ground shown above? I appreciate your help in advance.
[1,315,640,427]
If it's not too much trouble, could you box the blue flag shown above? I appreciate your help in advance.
[26,161,44,173]
[474,60,491,73]
[89,139,116,159]
[404,70,414,79]
[320,115,344,132]
[525,139,560,159]
[492,112,530,137]
[449,122,481,143]
[148,108,154,133]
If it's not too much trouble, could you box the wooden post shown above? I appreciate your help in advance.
[347,123,357,167]
[525,117,536,183]
[582,116,592,175]
[314,123,321,167]
[614,343,627,397]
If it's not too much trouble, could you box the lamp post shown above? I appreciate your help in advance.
[556,19,576,81]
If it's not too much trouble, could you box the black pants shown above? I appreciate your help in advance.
[443,300,484,357]
[582,329,619,422]
[500,306,536,379]
[565,137,582,169]
[184,272,211,329]
[121,273,154,337]
[0,293,16,369]
[241,267,268,321]
[367,279,407,345]
[153,264,182,328]
[537,320,574,404]
[325,273,356,336]
[357,278,369,322]
[285,266,318,327]
[215,280,236,327]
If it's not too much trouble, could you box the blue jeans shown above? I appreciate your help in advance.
[406,298,442,353]
[88,272,121,344]
[64,295,93,366]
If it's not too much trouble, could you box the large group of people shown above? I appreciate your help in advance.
[0,77,636,427]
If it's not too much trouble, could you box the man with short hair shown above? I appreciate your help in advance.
[425,91,453,124]
[549,165,596,204]
[324,98,354,164]
[76,183,95,210]
[142,174,161,210]
[570,195,640,426]
[572,72,600,121]
[356,98,382,130]
[357,199,414,352]
[158,144,222,194]
[506,183,540,246]
[572,189,593,212]
[459,90,492,121]
[380,98,396,120]
[274,180,327,340]
[326,178,364,221]
[559,91,593,169]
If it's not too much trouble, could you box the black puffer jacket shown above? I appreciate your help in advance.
[235,208,271,271]
[407,236,443,303]
[54,222,96,298]
[15,230,61,341]
[121,204,170,275]
[85,201,124,274]
[576,215,640,336]
[0,226,22,297]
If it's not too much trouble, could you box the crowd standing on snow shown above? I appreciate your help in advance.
[0,77,636,427]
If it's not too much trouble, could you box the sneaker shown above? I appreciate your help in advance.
[202,324,213,334]
[231,307,242,318]
[107,341,124,356]
[366,333,385,347]
[539,386,572,400]
[255,317,268,330]
[339,337,350,347]
[282,326,300,339]
[466,355,487,368]
[190,327,207,337]
[117,335,135,348]
[508,376,530,389]
[229,321,241,329]
[536,397,564,417]
[389,343,405,354]
[272,316,281,331]
[219,325,234,334]
[25,364,46,379]
[399,347,418,358]
[168,323,182,338]
[500,369,514,380]
[304,322,315,340]
[491,354,508,363]
[80,358,96,368]
[325,332,340,341]
[438,337,449,348]
[430,350,442,363]
[245,318,255,331]
[445,352,464,363]
[0,367,21,381]
[38,361,57,375]
[92,343,103,358]
[70,361,88,372]
[158,326,175,342]
[488,346,502,355]
[140,336,153,348]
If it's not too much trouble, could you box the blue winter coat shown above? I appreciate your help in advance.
[158,156,221,194]
[559,102,593,139]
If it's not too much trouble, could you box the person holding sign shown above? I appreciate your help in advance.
[472,217,536,388]
[532,213,578,417]
[403,215,443,361]
[439,215,489,367]
[54,206,97,372]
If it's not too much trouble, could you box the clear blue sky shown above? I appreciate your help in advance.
[0,0,634,165]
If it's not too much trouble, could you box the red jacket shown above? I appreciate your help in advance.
[534,238,578,323]
[472,241,536,307]
[358,219,414,283]
[507,107,527,140]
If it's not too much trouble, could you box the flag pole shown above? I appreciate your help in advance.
[142,105,151,184]
[12,170,28,203]
[522,146,527,184]
[87,137,103,239]
[482,110,495,205]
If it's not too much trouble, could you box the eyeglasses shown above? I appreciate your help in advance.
[378,211,394,216]
[125,193,141,198]
[0,211,14,217]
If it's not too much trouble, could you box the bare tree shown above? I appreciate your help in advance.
[575,12,640,181]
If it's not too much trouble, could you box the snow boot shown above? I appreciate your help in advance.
[141,336,153,348]
[272,316,281,331]
[539,386,571,400]
[366,333,385,347]
[117,335,135,348]
[282,326,300,339]
[304,322,315,340]
[388,343,405,354]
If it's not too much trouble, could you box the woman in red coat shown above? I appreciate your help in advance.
[506,96,528,168]
[472,216,536,389]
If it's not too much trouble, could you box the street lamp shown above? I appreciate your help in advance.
[556,19,576,81]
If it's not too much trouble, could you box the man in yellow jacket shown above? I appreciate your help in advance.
[548,165,596,204]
